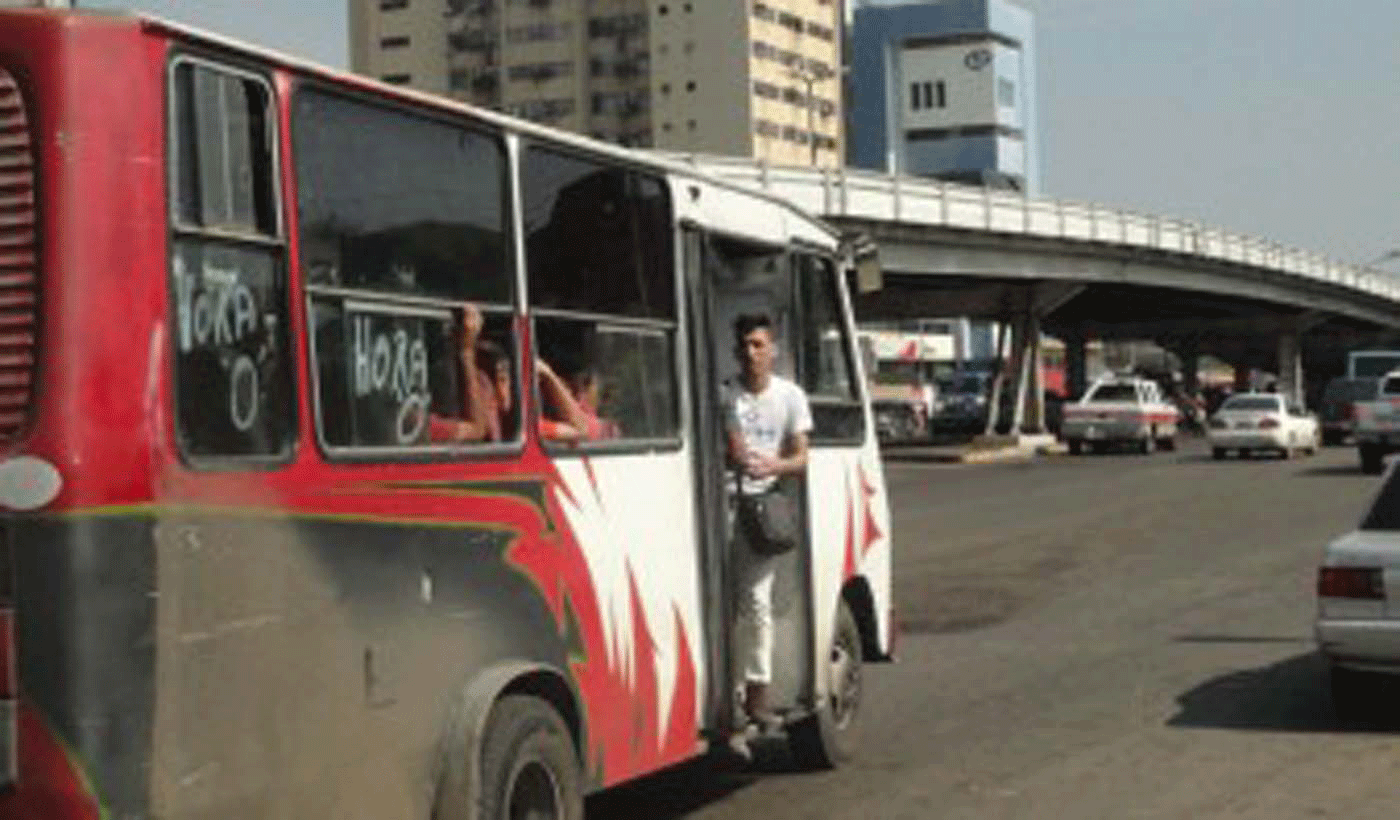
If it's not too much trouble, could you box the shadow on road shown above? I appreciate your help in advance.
[1166,650,1400,733]
[585,742,813,820]
[1295,463,1367,477]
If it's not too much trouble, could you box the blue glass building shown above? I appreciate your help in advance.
[848,0,1039,195]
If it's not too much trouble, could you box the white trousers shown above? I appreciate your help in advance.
[734,528,777,685]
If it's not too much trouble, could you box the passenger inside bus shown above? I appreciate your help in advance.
[537,357,619,442]
[425,303,516,443]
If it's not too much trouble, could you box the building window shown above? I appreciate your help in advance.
[379,0,408,9]
[753,2,775,22]
[379,35,410,49]
[937,80,947,108]
[506,22,573,43]
[998,77,1016,108]
[381,73,412,85]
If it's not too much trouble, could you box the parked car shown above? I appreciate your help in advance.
[1319,376,1380,446]
[1206,393,1319,459]
[1352,370,1400,474]
[874,398,923,443]
[1316,464,1400,719]
[1060,375,1179,454]
[930,372,994,434]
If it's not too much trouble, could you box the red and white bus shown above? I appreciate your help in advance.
[0,8,893,819]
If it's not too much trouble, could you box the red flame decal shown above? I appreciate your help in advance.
[508,465,699,787]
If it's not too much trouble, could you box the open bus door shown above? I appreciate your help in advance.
[684,228,817,742]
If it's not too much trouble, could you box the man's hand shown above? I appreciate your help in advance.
[460,303,483,359]
[743,450,781,478]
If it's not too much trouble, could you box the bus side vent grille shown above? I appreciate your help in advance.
[0,70,35,444]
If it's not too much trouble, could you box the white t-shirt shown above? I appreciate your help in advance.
[725,374,814,496]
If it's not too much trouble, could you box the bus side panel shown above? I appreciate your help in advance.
[806,442,894,679]
[548,452,707,788]
[10,516,157,820]
[141,503,571,820]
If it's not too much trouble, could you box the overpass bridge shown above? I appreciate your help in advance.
[660,153,1400,430]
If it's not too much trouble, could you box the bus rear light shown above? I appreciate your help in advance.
[1318,566,1385,600]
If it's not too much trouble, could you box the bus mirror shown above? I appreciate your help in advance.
[854,253,882,293]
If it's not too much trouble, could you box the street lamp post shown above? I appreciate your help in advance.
[788,65,832,167]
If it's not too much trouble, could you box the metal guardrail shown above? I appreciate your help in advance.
[659,153,1400,304]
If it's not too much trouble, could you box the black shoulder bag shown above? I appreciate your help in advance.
[737,480,799,556]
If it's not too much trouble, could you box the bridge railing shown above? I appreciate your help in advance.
[659,153,1400,303]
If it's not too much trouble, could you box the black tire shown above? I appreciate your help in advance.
[478,695,582,820]
[1321,430,1343,447]
[1239,447,1252,459]
[1158,436,1176,452]
[789,601,863,770]
[1067,439,1083,455]
[1211,447,1227,460]
[1360,445,1385,475]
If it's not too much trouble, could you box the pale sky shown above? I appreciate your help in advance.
[84,0,1400,268]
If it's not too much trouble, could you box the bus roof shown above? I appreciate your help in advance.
[39,8,839,251]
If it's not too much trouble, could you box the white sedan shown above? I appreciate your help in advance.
[1316,467,1400,719]
[1206,393,1320,459]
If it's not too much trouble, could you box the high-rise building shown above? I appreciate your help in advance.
[349,0,844,167]
[847,0,1037,193]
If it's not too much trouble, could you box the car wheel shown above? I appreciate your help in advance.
[1239,447,1252,459]
[1067,440,1083,455]
[1157,436,1176,451]
[1322,430,1342,447]
[478,695,583,820]
[789,601,863,770]
[1360,445,1385,475]
[1211,447,1227,460]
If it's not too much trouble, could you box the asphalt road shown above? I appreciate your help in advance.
[588,437,1400,820]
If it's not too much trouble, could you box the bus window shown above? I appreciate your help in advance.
[292,88,517,453]
[795,254,864,441]
[168,60,294,459]
[522,146,678,447]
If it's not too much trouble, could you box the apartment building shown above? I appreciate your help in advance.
[349,0,844,167]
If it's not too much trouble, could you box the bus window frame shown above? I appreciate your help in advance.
[165,52,298,470]
[289,81,525,463]
[305,288,524,461]
[530,309,684,456]
[519,140,684,457]
[792,245,866,448]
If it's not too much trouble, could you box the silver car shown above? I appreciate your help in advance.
[1315,465,1400,718]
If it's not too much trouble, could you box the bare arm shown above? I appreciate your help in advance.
[443,304,489,442]
[537,359,590,440]
[744,431,808,478]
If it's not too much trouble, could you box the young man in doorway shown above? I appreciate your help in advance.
[724,313,812,752]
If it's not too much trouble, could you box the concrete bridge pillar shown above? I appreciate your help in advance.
[1277,332,1304,408]
[1010,310,1045,433]
[1065,333,1088,399]
[1233,365,1251,392]
[1179,342,1200,396]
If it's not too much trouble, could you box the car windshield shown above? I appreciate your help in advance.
[1361,468,1400,529]
[1220,396,1280,411]
[1086,384,1137,402]
[942,375,986,394]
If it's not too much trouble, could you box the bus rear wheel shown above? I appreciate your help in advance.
[479,695,582,820]
[789,601,863,770]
